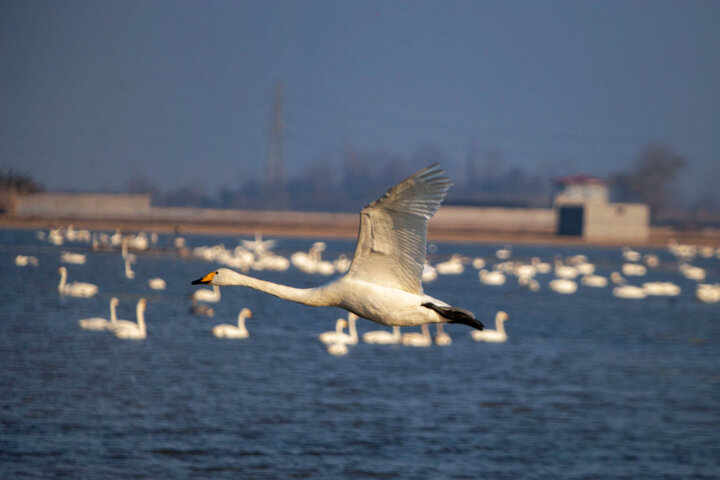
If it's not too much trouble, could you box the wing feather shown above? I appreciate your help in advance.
[345,164,452,294]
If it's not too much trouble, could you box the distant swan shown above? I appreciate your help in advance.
[326,320,350,356]
[192,165,483,332]
[401,324,432,347]
[479,269,506,286]
[549,278,578,294]
[613,285,647,299]
[213,308,252,338]
[79,297,119,331]
[319,313,358,345]
[148,278,166,290]
[61,252,86,264]
[114,298,147,339]
[472,311,509,343]
[362,326,402,344]
[124,257,135,279]
[58,267,98,298]
[193,285,221,303]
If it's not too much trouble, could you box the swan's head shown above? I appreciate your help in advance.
[58,266,67,274]
[139,298,147,310]
[240,308,253,318]
[496,311,509,322]
[111,297,119,306]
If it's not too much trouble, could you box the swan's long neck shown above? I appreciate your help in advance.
[136,302,146,333]
[237,312,248,333]
[335,320,345,336]
[58,269,66,292]
[392,326,401,341]
[420,324,430,340]
[110,301,117,325]
[348,314,358,342]
[496,317,506,335]
[218,271,329,307]
[213,285,220,299]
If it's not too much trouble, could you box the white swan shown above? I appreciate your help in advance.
[213,308,252,338]
[479,269,506,286]
[643,281,681,296]
[496,244,512,260]
[319,313,358,345]
[192,285,221,303]
[124,257,135,279]
[472,311,509,343]
[79,297,119,331]
[61,252,86,264]
[15,255,38,267]
[613,285,647,299]
[435,254,464,275]
[58,267,98,298]
[549,278,578,294]
[621,263,647,276]
[148,278,166,290]
[362,326,402,344]
[696,283,720,303]
[326,320,350,356]
[434,323,452,346]
[192,164,484,331]
[114,298,147,339]
[581,274,608,288]
[401,324,432,347]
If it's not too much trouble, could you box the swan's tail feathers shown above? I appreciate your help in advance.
[421,303,484,330]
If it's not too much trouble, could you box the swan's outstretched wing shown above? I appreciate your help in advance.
[345,163,452,294]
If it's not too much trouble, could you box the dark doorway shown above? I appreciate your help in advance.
[558,206,584,236]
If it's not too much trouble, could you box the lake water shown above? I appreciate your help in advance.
[1,229,718,479]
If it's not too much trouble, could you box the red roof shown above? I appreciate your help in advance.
[554,174,606,186]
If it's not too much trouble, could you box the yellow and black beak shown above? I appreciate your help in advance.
[191,272,216,285]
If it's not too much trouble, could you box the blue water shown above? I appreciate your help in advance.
[1,229,718,479]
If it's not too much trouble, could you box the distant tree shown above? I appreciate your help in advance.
[611,143,687,217]
[0,170,44,194]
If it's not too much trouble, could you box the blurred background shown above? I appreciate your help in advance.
[1,0,719,228]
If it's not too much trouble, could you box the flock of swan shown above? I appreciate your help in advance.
[15,165,720,356]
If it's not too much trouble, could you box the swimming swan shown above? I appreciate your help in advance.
[192,164,483,331]
[58,267,98,298]
[114,298,147,339]
[362,326,402,344]
[213,308,252,338]
[401,324,432,347]
[326,320,350,356]
[192,285,221,303]
[472,311,509,343]
[434,323,452,346]
[79,297,119,330]
[319,313,358,345]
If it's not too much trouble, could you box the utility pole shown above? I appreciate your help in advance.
[264,84,287,210]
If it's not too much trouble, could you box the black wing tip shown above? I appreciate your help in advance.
[421,303,484,331]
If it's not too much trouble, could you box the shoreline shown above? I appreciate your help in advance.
[2,213,719,248]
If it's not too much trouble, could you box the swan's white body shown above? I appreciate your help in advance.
[472,312,509,343]
[479,269,506,286]
[613,285,647,299]
[401,324,432,347]
[58,267,98,297]
[148,278,166,290]
[362,326,402,344]
[549,278,578,294]
[581,275,608,288]
[326,320,350,356]
[621,263,647,276]
[696,283,720,303]
[79,297,119,331]
[319,313,358,345]
[193,285,221,303]
[193,165,483,331]
[61,252,86,264]
[213,308,252,338]
[114,299,147,339]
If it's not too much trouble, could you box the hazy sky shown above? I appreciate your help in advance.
[1,0,718,197]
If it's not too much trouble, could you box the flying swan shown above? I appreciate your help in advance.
[192,164,483,331]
